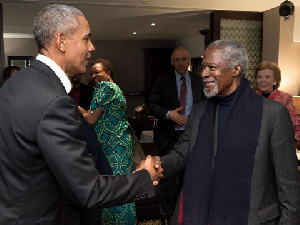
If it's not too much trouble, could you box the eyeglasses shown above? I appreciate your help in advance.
[90,70,108,77]
[172,57,189,63]
[200,65,221,72]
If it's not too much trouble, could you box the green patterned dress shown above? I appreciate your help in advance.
[90,81,136,225]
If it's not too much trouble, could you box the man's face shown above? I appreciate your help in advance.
[69,73,81,86]
[171,49,191,75]
[65,16,95,77]
[201,48,240,98]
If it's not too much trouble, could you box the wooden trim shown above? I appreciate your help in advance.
[293,96,300,115]
[210,10,263,43]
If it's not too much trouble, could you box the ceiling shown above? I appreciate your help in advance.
[1,0,299,40]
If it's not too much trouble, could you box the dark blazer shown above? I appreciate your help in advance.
[146,71,204,150]
[79,83,94,110]
[162,99,300,225]
[0,60,155,225]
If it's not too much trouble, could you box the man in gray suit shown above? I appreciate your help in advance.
[0,4,162,225]
[160,40,300,224]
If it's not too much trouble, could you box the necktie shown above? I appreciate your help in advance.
[179,76,187,116]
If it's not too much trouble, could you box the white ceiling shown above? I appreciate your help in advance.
[1,0,299,40]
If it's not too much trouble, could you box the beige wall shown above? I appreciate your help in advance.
[3,38,38,66]
[278,15,300,95]
[263,7,300,96]
[262,8,280,63]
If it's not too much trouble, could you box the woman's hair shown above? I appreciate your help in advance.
[254,61,281,89]
[91,58,114,79]
[206,40,248,77]
[33,4,84,51]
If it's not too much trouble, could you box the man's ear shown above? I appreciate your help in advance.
[55,33,67,53]
[233,65,242,77]
[171,59,174,66]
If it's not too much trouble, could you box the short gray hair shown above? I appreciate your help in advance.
[33,4,84,51]
[206,40,248,77]
[171,46,190,60]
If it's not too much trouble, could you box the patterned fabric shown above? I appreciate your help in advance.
[220,19,263,90]
[91,81,136,225]
[256,89,300,141]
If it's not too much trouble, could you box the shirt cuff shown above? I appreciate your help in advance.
[166,110,170,119]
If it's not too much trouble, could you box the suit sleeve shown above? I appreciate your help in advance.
[37,96,155,208]
[160,104,200,180]
[271,103,300,224]
[146,74,169,120]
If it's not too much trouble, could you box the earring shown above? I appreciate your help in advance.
[273,83,276,86]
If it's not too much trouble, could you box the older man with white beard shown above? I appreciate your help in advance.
[160,40,300,225]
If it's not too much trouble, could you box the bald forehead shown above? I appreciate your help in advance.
[172,48,189,58]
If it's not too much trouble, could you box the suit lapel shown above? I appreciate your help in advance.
[30,60,67,96]
[190,72,201,105]
[168,71,179,107]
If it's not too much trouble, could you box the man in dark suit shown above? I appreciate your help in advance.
[69,73,95,110]
[161,40,300,225]
[0,4,162,225]
[146,46,204,224]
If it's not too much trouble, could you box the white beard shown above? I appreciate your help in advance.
[203,80,219,98]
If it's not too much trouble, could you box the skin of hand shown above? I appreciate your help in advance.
[78,106,88,118]
[135,155,163,185]
[169,106,187,126]
[78,106,103,125]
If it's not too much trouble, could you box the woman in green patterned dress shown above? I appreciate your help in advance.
[79,59,136,225]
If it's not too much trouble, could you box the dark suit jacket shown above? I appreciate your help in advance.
[69,83,94,110]
[162,99,300,225]
[146,71,204,150]
[79,83,94,110]
[0,60,155,225]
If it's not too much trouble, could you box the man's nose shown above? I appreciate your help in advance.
[89,41,95,52]
[201,68,210,78]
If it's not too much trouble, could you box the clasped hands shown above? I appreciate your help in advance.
[135,155,163,186]
[170,106,187,127]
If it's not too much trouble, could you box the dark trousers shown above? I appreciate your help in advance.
[156,130,184,219]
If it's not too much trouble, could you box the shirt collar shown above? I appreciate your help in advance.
[36,54,72,93]
[175,70,189,81]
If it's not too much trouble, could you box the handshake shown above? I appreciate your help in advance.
[135,155,163,185]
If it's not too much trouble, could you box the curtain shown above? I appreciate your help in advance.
[0,3,5,86]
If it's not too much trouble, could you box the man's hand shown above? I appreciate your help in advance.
[78,106,88,119]
[169,107,187,126]
[135,155,163,185]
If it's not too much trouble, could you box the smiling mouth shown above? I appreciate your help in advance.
[203,80,216,86]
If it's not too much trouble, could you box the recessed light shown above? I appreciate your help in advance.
[151,23,156,26]
[133,32,137,35]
